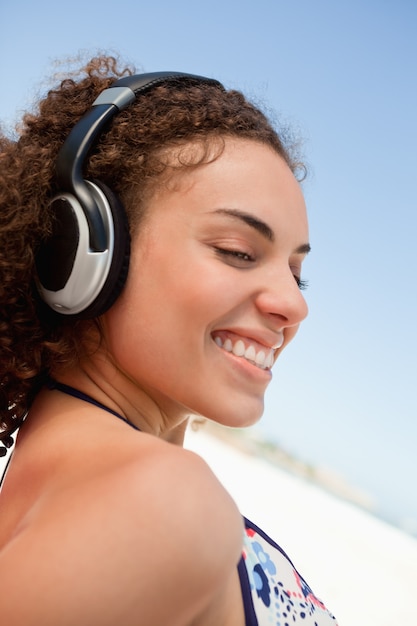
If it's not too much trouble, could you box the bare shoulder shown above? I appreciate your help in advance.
[110,439,245,590]
[97,435,244,547]
[0,434,243,625]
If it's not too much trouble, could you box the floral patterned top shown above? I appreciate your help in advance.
[238,518,338,625]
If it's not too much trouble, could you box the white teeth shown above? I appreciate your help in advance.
[245,345,256,361]
[265,351,274,368]
[232,339,245,357]
[214,335,275,370]
[255,350,266,367]
[224,338,233,352]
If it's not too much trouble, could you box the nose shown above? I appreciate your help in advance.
[255,268,308,328]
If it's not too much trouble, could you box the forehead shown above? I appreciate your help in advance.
[154,138,301,196]
[139,138,308,241]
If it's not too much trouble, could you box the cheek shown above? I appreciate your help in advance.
[103,264,203,376]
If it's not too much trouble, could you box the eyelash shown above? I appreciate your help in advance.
[295,278,309,291]
[214,247,255,263]
[215,247,309,291]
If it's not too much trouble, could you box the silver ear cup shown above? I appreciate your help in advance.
[36,181,115,315]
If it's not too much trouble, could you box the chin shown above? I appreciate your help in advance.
[206,404,264,430]
[184,392,265,431]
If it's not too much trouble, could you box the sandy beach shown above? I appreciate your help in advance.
[185,424,417,626]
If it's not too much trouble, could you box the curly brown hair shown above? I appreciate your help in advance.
[0,54,304,446]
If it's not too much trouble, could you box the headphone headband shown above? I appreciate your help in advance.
[56,72,222,251]
[36,71,223,318]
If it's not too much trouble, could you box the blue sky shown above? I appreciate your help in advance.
[1,0,416,534]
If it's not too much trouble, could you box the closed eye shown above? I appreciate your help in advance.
[214,247,255,263]
[215,247,308,288]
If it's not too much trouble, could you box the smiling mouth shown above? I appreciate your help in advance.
[212,333,282,370]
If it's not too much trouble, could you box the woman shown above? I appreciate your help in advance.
[0,55,338,625]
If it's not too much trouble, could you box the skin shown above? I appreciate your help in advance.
[0,138,309,625]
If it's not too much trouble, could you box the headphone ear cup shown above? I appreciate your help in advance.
[83,180,131,318]
[36,180,130,318]
[36,193,84,295]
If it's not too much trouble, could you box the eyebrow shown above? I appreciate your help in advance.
[295,242,311,255]
[213,208,275,241]
[212,208,311,254]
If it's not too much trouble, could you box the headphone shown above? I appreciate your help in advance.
[36,71,223,318]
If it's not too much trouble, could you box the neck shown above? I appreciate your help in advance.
[51,351,191,446]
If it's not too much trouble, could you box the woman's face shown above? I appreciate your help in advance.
[104,139,309,427]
